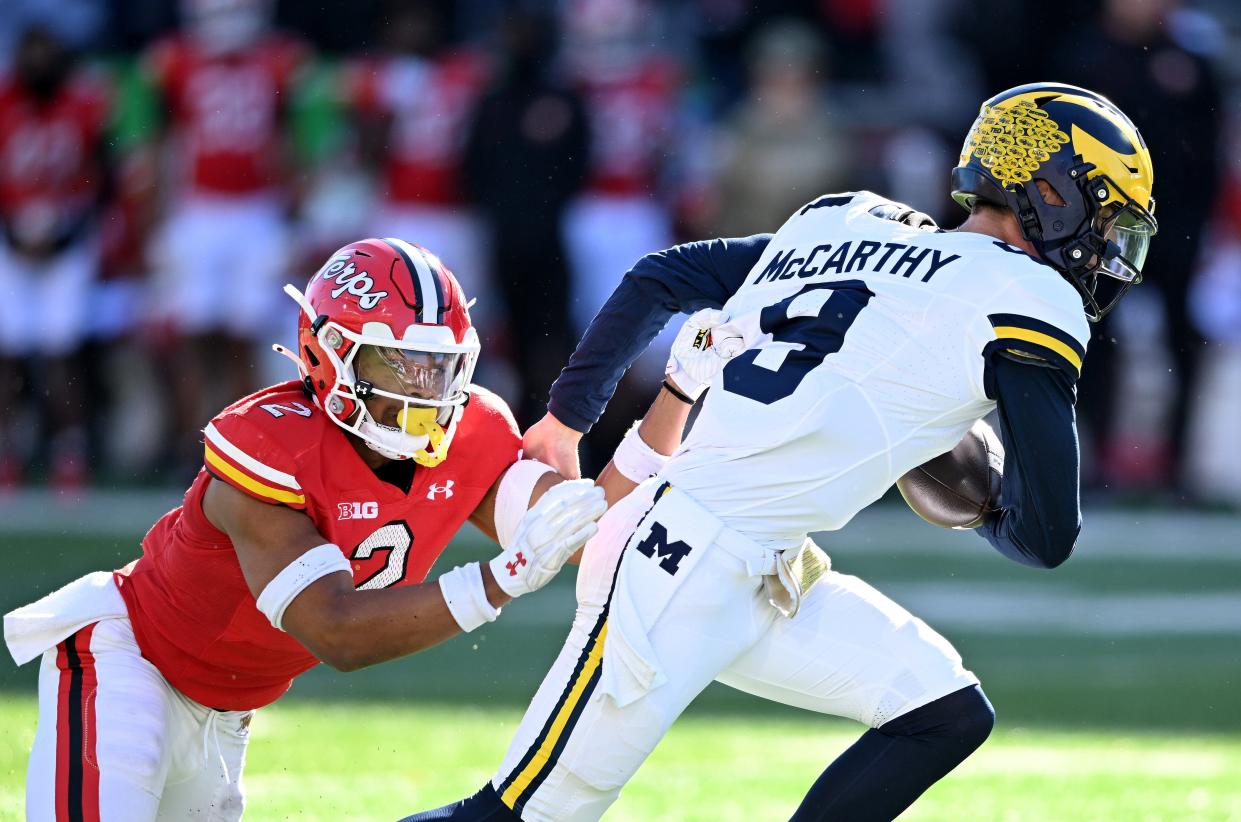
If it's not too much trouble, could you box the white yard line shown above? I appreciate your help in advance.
[878,582,1241,635]
[501,579,1241,637]
[824,508,1241,562]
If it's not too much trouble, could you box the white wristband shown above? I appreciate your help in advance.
[438,562,501,633]
[256,544,352,632]
[611,421,670,484]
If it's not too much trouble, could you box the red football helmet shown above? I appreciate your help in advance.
[279,238,479,466]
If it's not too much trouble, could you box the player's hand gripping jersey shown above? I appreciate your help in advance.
[114,381,520,710]
[664,192,1087,543]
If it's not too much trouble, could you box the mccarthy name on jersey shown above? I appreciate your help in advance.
[663,191,1089,544]
[114,381,520,710]
[751,196,964,286]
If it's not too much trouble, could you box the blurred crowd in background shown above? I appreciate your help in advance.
[1,0,1239,506]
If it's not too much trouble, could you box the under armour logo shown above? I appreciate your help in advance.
[427,480,455,500]
[506,552,527,576]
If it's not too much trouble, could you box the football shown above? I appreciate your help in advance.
[897,419,1005,529]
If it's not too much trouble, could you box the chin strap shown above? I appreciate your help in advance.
[359,419,431,462]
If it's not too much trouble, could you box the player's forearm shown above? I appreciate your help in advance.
[308,576,512,671]
[596,385,692,506]
[640,384,695,454]
[978,355,1082,568]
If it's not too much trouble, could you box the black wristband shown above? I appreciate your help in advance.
[661,379,695,404]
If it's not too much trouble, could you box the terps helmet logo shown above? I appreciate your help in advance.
[964,100,1069,188]
[316,253,389,310]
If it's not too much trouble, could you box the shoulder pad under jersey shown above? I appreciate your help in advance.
[202,386,324,509]
[983,245,1089,379]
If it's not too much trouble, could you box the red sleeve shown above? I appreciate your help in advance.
[455,386,522,491]
[202,411,310,510]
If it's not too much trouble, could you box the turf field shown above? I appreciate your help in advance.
[1,492,1239,820]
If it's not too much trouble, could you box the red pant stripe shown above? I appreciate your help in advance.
[54,624,99,822]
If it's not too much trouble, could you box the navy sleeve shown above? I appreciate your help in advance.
[976,351,1082,569]
[547,234,772,432]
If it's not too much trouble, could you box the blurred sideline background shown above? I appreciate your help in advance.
[0,0,1239,819]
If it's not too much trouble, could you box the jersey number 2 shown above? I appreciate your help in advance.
[351,521,413,590]
[722,280,874,404]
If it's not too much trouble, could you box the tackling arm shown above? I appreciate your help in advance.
[203,471,604,672]
[203,479,470,671]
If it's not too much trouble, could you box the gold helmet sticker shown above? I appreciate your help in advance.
[965,99,1070,188]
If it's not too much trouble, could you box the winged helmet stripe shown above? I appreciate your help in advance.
[384,237,440,324]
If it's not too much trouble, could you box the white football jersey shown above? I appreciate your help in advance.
[662,191,1090,545]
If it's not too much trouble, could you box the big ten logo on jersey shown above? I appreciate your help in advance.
[338,501,379,520]
[315,253,389,309]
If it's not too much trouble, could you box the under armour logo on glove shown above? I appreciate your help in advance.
[489,479,606,599]
[506,553,527,576]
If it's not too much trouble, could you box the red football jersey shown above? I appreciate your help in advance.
[344,50,488,205]
[0,71,109,242]
[114,381,521,710]
[144,34,307,195]
[572,56,680,196]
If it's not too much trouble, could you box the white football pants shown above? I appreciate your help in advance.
[491,480,978,821]
[26,617,252,822]
[150,193,290,339]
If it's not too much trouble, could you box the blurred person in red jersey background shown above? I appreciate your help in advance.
[0,25,113,491]
[142,0,310,478]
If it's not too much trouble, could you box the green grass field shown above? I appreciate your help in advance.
[1,495,1239,820]
[3,697,1240,821]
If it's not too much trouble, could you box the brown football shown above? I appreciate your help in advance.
[897,419,1005,529]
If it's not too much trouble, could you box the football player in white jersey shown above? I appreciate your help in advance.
[404,82,1157,821]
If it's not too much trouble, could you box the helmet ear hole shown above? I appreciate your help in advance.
[1034,179,1067,207]
[303,345,320,368]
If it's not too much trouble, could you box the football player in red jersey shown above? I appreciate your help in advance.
[0,26,112,489]
[343,0,494,326]
[4,238,691,820]
[142,0,311,474]
[561,0,684,359]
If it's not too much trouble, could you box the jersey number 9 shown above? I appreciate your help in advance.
[722,280,874,404]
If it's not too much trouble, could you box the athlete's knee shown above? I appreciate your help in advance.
[881,684,995,754]
[956,685,996,749]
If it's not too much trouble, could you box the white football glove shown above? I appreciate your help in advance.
[489,479,607,598]
[665,309,746,401]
